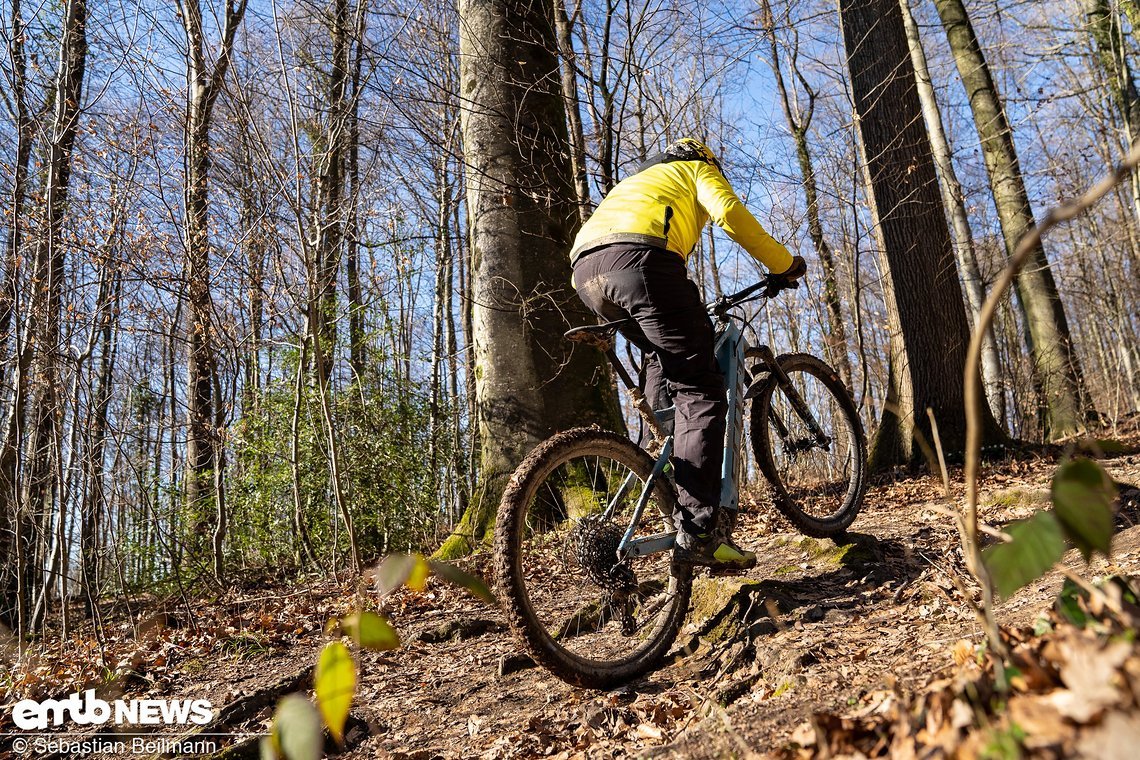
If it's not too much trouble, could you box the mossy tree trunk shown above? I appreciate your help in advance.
[838,0,1005,469]
[436,0,624,560]
[933,0,1090,441]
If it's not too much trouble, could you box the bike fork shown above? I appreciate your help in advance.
[751,346,831,447]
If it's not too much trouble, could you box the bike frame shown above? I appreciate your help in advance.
[611,306,829,561]
[613,316,748,558]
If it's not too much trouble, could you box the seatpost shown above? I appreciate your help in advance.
[605,348,667,444]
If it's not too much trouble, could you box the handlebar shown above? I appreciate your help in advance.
[708,275,798,319]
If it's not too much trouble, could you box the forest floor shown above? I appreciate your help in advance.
[5,430,1140,759]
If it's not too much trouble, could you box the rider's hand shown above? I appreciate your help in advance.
[766,255,807,296]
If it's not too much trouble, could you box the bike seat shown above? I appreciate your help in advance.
[564,318,632,349]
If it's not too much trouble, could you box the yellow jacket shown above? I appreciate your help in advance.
[570,160,793,274]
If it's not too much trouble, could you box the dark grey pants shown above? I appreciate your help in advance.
[573,243,725,537]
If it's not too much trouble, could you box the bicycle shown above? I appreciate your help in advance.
[493,277,867,688]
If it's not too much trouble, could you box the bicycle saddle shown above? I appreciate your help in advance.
[563,318,632,350]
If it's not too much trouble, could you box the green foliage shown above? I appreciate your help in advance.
[427,559,496,604]
[1055,578,1090,628]
[1051,458,1116,561]
[373,552,496,603]
[981,721,1026,760]
[227,353,450,570]
[982,458,1117,600]
[262,559,494,759]
[339,611,400,650]
[262,695,322,760]
[983,512,1065,600]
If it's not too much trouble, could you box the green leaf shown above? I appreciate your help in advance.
[428,560,497,604]
[1052,458,1116,562]
[983,512,1065,600]
[273,694,322,760]
[315,641,356,745]
[1055,577,1089,628]
[372,553,429,594]
[341,611,400,650]
[259,735,279,760]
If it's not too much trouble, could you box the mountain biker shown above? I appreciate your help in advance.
[569,137,807,571]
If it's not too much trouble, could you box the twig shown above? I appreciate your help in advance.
[926,408,951,498]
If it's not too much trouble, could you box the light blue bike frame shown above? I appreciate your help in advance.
[613,319,746,559]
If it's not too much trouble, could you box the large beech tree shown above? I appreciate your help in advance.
[838,0,1004,468]
[437,0,622,558]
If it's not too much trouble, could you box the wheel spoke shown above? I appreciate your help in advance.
[497,430,692,685]
[749,355,866,535]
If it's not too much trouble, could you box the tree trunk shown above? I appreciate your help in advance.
[838,0,1005,470]
[553,0,592,221]
[311,0,354,383]
[81,262,120,615]
[345,12,367,379]
[1085,0,1140,232]
[932,0,1089,440]
[438,0,624,559]
[899,0,1004,425]
[179,0,248,578]
[0,0,33,383]
[0,0,88,629]
[1119,0,1140,50]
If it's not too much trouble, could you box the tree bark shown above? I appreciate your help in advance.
[439,0,624,559]
[80,259,120,615]
[899,0,1004,425]
[0,0,88,629]
[0,0,33,383]
[178,0,248,579]
[933,0,1089,440]
[1085,0,1140,238]
[553,0,592,221]
[838,0,1005,469]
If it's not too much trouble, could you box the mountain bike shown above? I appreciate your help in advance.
[493,277,867,688]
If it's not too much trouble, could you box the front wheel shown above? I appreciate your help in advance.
[494,428,692,688]
[749,353,867,537]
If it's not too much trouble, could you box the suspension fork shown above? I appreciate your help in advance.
[750,345,830,447]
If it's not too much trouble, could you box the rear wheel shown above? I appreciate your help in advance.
[494,428,691,688]
[749,353,867,537]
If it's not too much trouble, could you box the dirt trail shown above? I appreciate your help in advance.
[5,442,1139,759]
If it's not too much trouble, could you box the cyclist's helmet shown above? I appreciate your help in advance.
[664,137,722,170]
[638,137,723,173]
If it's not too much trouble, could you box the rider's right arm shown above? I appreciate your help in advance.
[692,162,794,274]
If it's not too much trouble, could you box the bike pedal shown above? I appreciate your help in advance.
[706,566,749,577]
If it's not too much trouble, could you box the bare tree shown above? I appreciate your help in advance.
[439,0,624,558]
[933,0,1090,440]
[176,0,249,580]
[838,0,1005,468]
[899,0,1004,424]
[0,0,88,630]
[760,0,852,386]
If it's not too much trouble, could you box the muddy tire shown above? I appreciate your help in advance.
[494,428,692,688]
